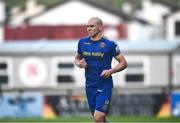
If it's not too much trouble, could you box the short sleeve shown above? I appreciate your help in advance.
[77,40,82,55]
[111,41,121,57]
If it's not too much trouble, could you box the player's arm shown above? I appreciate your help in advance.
[110,53,127,73]
[75,54,87,68]
[101,53,127,78]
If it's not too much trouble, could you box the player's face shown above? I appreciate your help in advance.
[86,19,101,37]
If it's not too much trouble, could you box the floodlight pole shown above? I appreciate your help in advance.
[0,83,3,104]
[168,52,173,96]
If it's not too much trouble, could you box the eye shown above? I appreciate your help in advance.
[86,25,95,28]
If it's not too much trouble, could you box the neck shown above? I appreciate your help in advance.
[90,33,103,41]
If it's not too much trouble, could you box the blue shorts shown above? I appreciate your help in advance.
[85,87,112,114]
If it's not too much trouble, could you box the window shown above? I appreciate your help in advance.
[0,63,8,84]
[58,63,74,68]
[52,57,75,84]
[111,55,150,87]
[57,75,74,82]
[0,57,13,87]
[56,63,75,83]
[175,21,180,36]
[126,74,144,82]
[125,62,144,83]
[0,63,7,69]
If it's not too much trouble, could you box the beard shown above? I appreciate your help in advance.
[88,30,99,37]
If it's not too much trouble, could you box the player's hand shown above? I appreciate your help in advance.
[100,69,112,79]
[78,58,87,68]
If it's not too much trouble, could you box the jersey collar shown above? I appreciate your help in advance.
[90,34,103,41]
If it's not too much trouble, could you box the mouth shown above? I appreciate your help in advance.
[88,31,92,35]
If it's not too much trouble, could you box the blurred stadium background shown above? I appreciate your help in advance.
[0,0,180,122]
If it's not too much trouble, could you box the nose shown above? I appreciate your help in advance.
[87,28,91,33]
[87,26,91,31]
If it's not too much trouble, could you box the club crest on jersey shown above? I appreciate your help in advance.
[100,42,106,48]
[102,100,110,111]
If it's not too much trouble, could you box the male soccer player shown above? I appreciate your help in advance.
[75,17,127,123]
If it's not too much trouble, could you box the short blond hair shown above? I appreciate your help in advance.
[89,17,103,26]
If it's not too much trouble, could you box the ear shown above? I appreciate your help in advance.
[99,25,103,31]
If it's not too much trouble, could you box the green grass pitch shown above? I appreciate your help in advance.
[0,116,180,122]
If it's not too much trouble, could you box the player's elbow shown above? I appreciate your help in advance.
[122,60,127,70]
